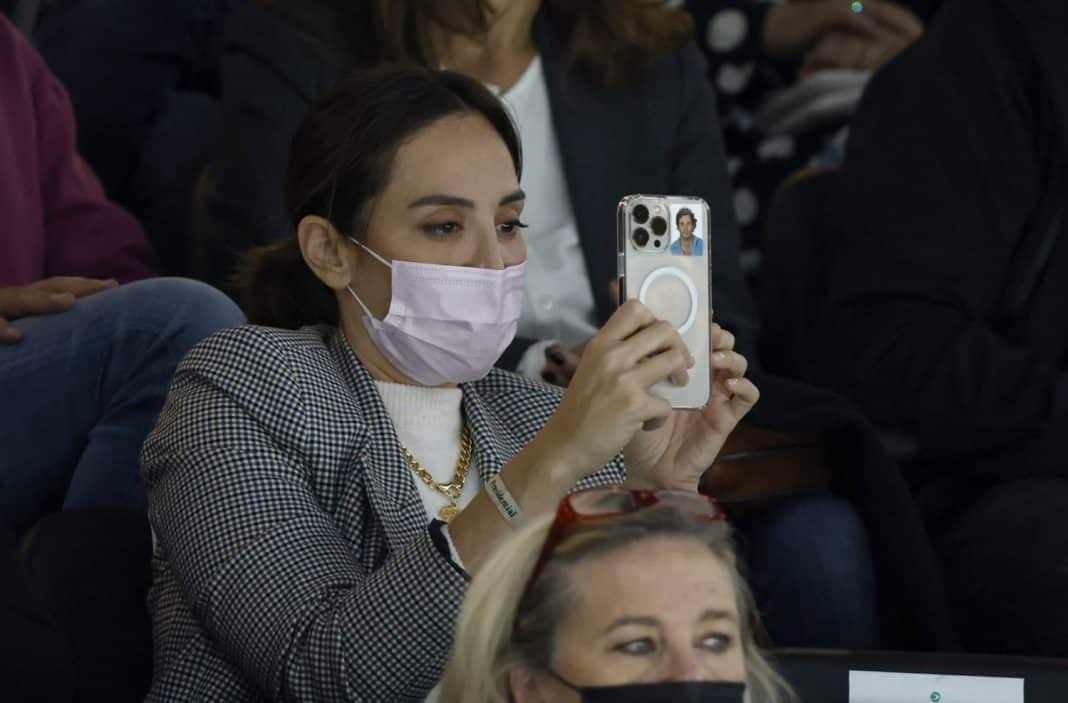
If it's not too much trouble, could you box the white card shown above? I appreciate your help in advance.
[849,670,1024,703]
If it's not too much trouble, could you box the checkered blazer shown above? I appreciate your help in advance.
[140,325,624,702]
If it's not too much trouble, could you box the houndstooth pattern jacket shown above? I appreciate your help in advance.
[140,325,625,702]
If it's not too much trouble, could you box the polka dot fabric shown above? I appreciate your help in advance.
[141,324,625,701]
[685,1,850,252]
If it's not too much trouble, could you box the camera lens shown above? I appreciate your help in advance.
[650,216,668,236]
[632,227,650,247]
[632,204,649,224]
[654,239,662,248]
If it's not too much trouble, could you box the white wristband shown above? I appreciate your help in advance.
[486,474,524,525]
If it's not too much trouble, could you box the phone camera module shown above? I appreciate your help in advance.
[632,227,650,247]
[650,216,668,236]
[632,204,650,224]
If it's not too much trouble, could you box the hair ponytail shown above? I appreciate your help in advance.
[232,238,339,329]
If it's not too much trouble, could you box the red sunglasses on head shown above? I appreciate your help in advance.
[524,487,727,593]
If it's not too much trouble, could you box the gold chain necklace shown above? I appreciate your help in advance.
[401,425,474,523]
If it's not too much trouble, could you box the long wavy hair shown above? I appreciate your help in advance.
[439,506,796,703]
[262,0,693,89]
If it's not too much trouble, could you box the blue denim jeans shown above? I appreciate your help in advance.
[0,278,243,533]
[734,493,881,648]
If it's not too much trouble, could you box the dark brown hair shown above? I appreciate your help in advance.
[265,0,693,89]
[676,207,696,227]
[234,64,522,329]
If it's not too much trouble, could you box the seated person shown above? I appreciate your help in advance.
[208,0,909,651]
[812,0,1068,655]
[0,14,244,533]
[441,488,795,703]
[686,0,926,250]
[32,0,244,273]
[140,65,758,701]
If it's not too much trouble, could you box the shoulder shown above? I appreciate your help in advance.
[179,324,342,400]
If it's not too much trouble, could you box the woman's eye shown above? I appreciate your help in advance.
[700,633,732,653]
[497,220,529,236]
[615,638,656,656]
[423,222,461,237]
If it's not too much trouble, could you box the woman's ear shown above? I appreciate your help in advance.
[508,667,557,703]
[298,215,352,290]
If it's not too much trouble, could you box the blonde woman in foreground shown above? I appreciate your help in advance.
[441,487,795,703]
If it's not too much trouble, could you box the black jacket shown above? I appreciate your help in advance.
[203,1,956,649]
[813,0,1068,522]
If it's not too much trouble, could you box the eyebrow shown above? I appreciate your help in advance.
[699,609,736,623]
[408,189,526,209]
[601,616,659,635]
[601,609,736,636]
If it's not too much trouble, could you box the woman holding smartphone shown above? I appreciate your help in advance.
[142,65,757,701]
[204,0,898,651]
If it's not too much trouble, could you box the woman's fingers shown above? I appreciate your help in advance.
[726,377,760,415]
[712,349,748,379]
[640,396,673,432]
[630,345,690,390]
[710,323,736,353]
[860,0,924,40]
[597,299,656,342]
[621,320,693,368]
[34,276,118,298]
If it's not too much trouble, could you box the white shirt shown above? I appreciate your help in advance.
[497,56,599,379]
[373,381,479,549]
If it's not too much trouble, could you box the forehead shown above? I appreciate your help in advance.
[384,112,518,201]
[568,537,737,621]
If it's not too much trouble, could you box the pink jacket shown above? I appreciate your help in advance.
[0,14,156,287]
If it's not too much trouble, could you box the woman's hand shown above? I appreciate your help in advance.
[540,300,693,477]
[763,0,922,60]
[0,277,118,343]
[623,323,759,492]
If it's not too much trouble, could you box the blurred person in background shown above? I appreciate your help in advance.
[812,0,1068,655]
[686,0,929,254]
[31,0,243,273]
[441,488,795,703]
[0,14,244,534]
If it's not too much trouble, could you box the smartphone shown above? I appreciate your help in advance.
[617,194,712,409]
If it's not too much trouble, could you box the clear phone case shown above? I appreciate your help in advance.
[617,194,712,409]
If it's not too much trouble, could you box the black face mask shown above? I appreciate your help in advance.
[546,670,747,703]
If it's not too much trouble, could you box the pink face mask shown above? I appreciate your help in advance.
[346,239,525,386]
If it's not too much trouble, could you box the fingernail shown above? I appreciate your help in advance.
[726,377,739,387]
[687,351,696,368]
[106,279,119,286]
[714,352,727,363]
[50,292,72,303]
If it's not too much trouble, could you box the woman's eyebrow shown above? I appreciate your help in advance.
[407,190,525,209]
[408,194,475,209]
[601,616,659,635]
[499,189,526,206]
[698,609,737,623]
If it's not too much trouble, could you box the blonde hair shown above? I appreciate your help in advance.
[439,506,796,703]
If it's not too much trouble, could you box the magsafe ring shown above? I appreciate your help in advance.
[637,267,699,336]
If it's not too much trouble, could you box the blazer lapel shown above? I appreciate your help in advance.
[459,385,523,486]
[534,13,662,324]
[329,331,432,555]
